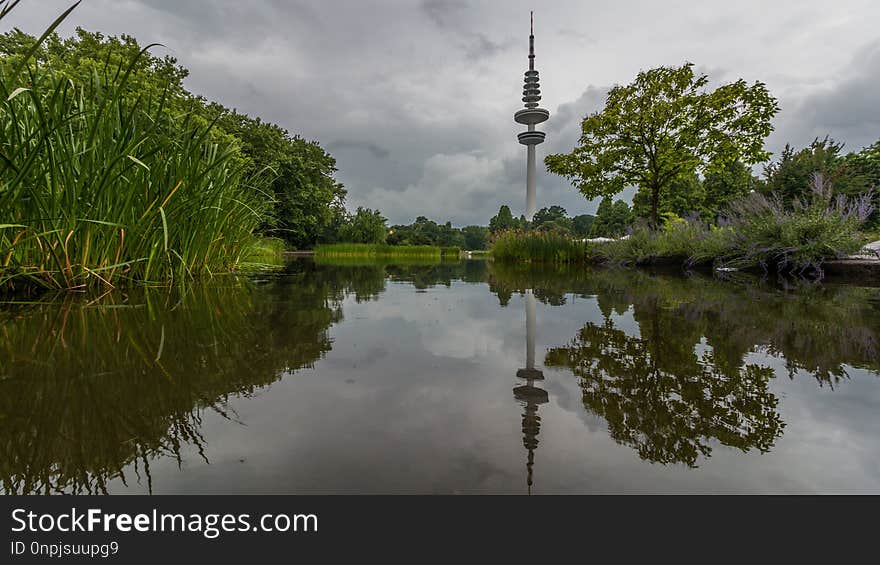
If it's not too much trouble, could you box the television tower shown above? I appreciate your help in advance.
[514,11,550,221]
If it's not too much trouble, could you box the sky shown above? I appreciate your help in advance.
[7,0,880,225]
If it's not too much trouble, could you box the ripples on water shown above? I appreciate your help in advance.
[2,259,879,493]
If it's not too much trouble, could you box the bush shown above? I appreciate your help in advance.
[718,173,872,273]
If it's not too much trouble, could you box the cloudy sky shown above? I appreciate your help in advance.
[8,1,880,225]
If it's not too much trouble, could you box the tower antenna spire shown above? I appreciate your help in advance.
[514,11,549,222]
[528,11,535,70]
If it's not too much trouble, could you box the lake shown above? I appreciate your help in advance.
[2,258,880,494]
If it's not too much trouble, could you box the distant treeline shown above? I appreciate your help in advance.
[488,205,597,237]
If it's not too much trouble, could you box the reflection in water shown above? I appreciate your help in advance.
[2,258,880,493]
[513,290,547,494]
[0,260,483,494]
[0,261,385,494]
[545,320,783,466]
[491,263,880,466]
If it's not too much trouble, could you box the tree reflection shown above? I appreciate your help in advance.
[490,263,880,386]
[0,260,394,494]
[545,322,783,466]
[489,263,880,466]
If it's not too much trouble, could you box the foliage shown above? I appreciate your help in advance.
[0,8,345,256]
[488,205,523,233]
[761,137,847,203]
[592,219,735,266]
[763,136,880,226]
[532,206,571,229]
[240,237,286,269]
[461,225,490,250]
[0,3,269,291]
[491,230,586,263]
[208,108,346,248]
[703,160,762,221]
[314,243,444,258]
[439,246,461,258]
[718,173,872,273]
[589,198,632,237]
[571,214,596,238]
[337,207,388,244]
[546,63,779,227]
[632,171,705,220]
[387,216,466,248]
[587,174,872,275]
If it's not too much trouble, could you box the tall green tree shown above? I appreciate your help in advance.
[703,160,761,220]
[571,214,596,238]
[461,225,489,250]
[843,140,880,225]
[338,207,387,244]
[489,205,520,233]
[761,136,880,225]
[546,63,779,228]
[590,198,632,237]
[211,109,346,248]
[632,171,706,221]
[532,206,568,227]
[761,137,846,203]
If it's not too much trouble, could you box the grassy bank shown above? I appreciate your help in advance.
[492,176,873,276]
[239,237,287,271]
[314,243,460,259]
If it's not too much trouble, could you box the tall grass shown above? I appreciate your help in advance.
[591,219,735,267]
[594,174,873,274]
[0,1,269,291]
[491,230,586,263]
[314,243,444,258]
[495,175,872,277]
[717,173,872,273]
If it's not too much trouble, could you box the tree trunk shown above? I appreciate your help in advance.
[651,184,660,230]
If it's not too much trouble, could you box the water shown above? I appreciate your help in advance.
[2,259,880,494]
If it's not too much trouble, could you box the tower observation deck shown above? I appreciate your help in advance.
[514,12,549,221]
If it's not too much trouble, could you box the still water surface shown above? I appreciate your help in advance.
[2,259,880,494]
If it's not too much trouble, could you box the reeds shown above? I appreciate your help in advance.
[314,243,444,258]
[0,1,269,291]
[491,230,586,263]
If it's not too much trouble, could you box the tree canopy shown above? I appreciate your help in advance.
[590,198,632,237]
[337,208,387,244]
[488,205,522,233]
[761,136,880,225]
[546,63,779,227]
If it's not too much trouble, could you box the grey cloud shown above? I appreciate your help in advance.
[769,40,880,155]
[421,0,464,29]
[327,140,390,160]
[9,0,880,225]
[462,33,506,61]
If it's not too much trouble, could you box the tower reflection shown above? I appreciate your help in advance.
[513,290,548,494]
